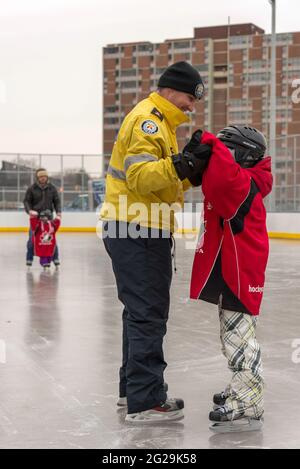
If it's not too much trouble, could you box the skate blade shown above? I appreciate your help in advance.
[125,410,184,424]
[209,417,263,434]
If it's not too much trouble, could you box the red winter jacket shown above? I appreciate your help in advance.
[30,217,60,258]
[190,131,273,316]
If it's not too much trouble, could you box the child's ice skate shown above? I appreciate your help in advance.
[209,405,263,433]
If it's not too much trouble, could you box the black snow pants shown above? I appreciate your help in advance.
[103,221,172,414]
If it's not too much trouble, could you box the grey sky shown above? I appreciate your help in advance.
[0,0,299,155]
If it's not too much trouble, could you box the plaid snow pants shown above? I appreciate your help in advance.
[218,304,264,418]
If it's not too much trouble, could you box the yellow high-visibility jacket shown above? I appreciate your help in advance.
[100,92,192,232]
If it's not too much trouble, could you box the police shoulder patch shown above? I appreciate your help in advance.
[141,120,159,135]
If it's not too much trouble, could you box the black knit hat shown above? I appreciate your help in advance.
[158,61,204,100]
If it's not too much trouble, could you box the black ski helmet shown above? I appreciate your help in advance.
[217,125,267,168]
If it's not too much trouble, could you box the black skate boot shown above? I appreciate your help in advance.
[125,397,184,424]
[209,405,263,433]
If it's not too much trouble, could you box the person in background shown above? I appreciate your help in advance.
[30,209,61,269]
[23,168,61,267]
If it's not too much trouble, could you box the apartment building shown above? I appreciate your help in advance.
[103,23,300,209]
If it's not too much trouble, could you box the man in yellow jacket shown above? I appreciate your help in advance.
[101,61,210,423]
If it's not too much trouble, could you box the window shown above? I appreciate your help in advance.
[229,111,251,120]
[248,72,271,83]
[214,77,227,84]
[229,35,249,47]
[121,81,138,88]
[263,33,292,46]
[104,117,119,124]
[138,43,153,52]
[105,46,119,54]
[195,64,209,72]
[230,99,249,107]
[104,106,118,113]
[262,110,292,120]
[120,69,137,77]
[154,67,167,74]
[283,57,300,68]
[173,41,191,49]
[248,60,265,69]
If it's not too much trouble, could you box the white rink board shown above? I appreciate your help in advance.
[0,211,300,234]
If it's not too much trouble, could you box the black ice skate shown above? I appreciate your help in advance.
[209,405,263,433]
[125,397,184,424]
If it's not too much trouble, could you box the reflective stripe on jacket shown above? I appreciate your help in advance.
[100,92,191,232]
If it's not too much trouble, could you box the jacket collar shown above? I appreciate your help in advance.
[149,92,190,130]
[35,181,49,190]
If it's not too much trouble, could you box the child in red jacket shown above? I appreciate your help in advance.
[30,210,61,269]
[189,125,273,433]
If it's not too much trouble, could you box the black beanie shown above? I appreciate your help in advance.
[158,61,204,100]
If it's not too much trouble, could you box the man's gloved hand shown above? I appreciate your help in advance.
[182,129,203,154]
[29,210,38,217]
[180,129,212,186]
[172,149,210,181]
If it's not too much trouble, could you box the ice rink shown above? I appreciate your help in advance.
[0,232,300,449]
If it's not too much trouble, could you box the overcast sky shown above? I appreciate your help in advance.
[0,0,299,155]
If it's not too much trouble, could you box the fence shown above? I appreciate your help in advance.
[0,153,103,211]
[0,134,300,212]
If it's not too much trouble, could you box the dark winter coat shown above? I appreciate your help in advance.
[23,182,61,214]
